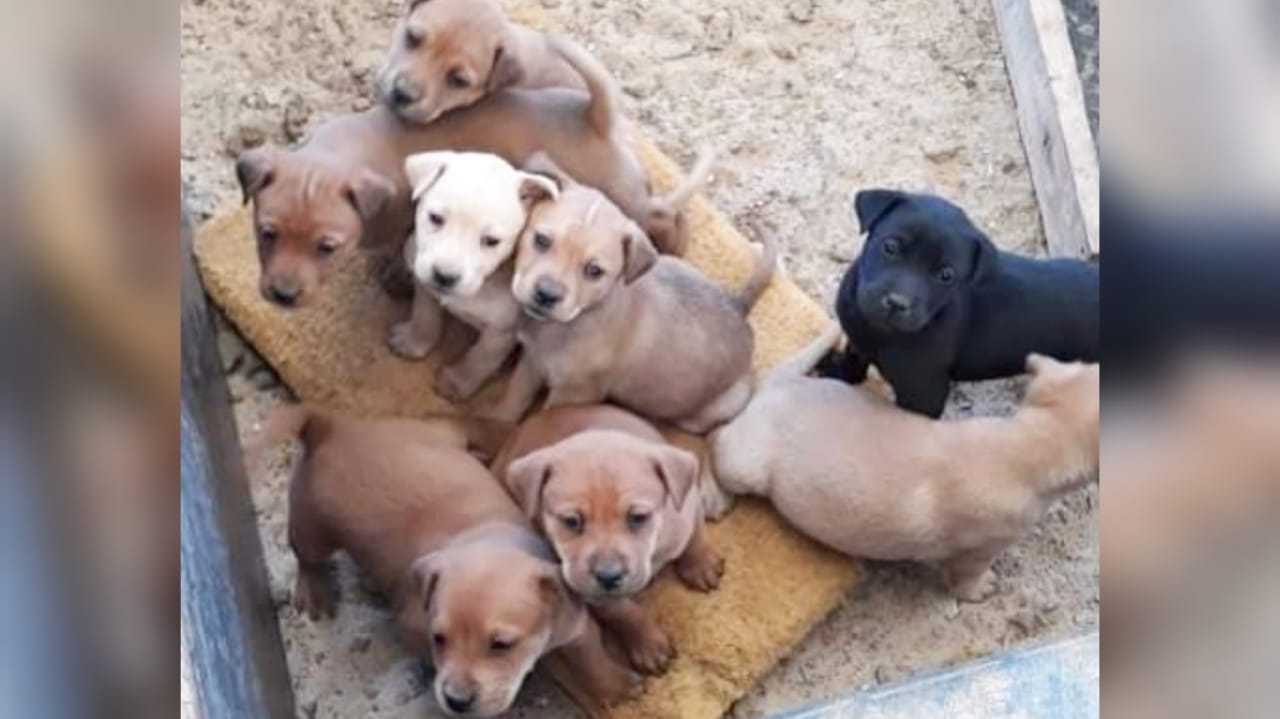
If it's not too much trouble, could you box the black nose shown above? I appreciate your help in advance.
[269,284,300,307]
[432,269,460,290]
[390,77,417,107]
[594,566,626,591]
[881,292,910,314]
[444,692,475,714]
[533,278,564,309]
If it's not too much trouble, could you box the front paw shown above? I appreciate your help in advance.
[951,568,998,603]
[592,663,645,707]
[700,477,736,522]
[293,572,337,621]
[676,547,725,592]
[623,625,675,676]
[434,364,478,403]
[388,321,435,360]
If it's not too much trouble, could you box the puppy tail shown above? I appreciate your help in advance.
[730,221,780,313]
[655,148,716,212]
[763,324,844,386]
[548,35,617,138]
[244,403,317,474]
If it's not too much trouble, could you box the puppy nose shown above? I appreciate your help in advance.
[881,292,910,314]
[432,269,460,290]
[443,691,475,714]
[533,278,564,309]
[594,565,627,591]
[390,76,418,107]
[269,283,300,307]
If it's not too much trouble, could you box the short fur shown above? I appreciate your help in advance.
[714,331,1100,601]
[821,189,1100,417]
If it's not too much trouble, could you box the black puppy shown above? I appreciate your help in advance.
[820,189,1099,417]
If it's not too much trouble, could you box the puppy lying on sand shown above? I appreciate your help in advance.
[714,328,1100,601]
[255,407,640,716]
[493,405,724,675]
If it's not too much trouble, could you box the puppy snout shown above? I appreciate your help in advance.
[268,282,301,307]
[591,559,628,592]
[881,292,911,314]
[432,268,460,291]
[442,689,476,714]
[533,277,565,309]
[390,75,420,107]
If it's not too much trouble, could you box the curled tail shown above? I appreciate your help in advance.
[762,324,843,387]
[730,222,780,313]
[644,149,716,256]
[655,148,715,213]
[548,35,618,139]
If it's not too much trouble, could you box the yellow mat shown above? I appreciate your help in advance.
[195,111,859,719]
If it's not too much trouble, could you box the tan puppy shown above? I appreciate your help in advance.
[257,407,639,716]
[378,0,584,123]
[238,36,702,308]
[389,151,558,401]
[492,181,777,445]
[493,405,724,674]
[712,328,1100,601]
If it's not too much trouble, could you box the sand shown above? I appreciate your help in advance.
[182,0,1098,716]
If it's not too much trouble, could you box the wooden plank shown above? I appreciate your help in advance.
[993,0,1100,258]
[181,202,297,719]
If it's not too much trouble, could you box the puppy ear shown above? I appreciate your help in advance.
[969,232,1000,283]
[405,151,452,202]
[522,152,571,187]
[652,445,699,506]
[1025,353,1053,376]
[346,169,395,224]
[505,450,553,520]
[853,189,906,234]
[487,44,523,92]
[622,228,659,284]
[235,147,275,204]
[407,553,442,612]
[517,172,559,208]
[535,569,587,649]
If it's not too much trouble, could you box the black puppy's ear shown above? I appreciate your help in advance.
[970,232,1000,283]
[236,147,275,204]
[853,189,906,234]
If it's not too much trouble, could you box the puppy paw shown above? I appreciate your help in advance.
[624,627,675,676]
[676,547,725,592]
[951,568,998,603]
[434,365,478,403]
[700,479,736,522]
[293,572,337,621]
[594,664,645,707]
[388,321,435,360]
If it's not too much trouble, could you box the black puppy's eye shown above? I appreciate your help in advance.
[882,237,901,256]
[432,632,446,648]
[428,212,444,228]
[936,266,956,284]
[447,69,469,89]
[481,235,501,248]
[404,28,423,50]
[584,261,605,280]
[316,238,338,257]
[533,232,552,251]
[560,513,584,534]
[489,636,517,653]
[626,510,651,532]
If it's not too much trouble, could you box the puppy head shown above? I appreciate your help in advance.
[379,0,521,123]
[512,184,657,323]
[506,431,699,601]
[849,189,998,333]
[237,146,393,308]
[406,540,585,717]
[1024,354,1101,459]
[405,151,557,296]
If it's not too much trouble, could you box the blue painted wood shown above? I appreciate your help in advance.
[770,633,1099,719]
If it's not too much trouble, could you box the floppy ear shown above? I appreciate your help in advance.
[1025,353,1054,376]
[346,169,395,224]
[505,449,554,520]
[535,569,587,649]
[522,152,570,188]
[405,151,452,202]
[407,553,442,612]
[853,189,906,234]
[487,44,523,92]
[622,228,659,284]
[517,171,559,208]
[969,232,1000,283]
[235,147,275,204]
[652,445,699,506]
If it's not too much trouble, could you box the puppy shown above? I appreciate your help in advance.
[491,180,777,441]
[257,407,640,716]
[389,151,558,401]
[821,189,1100,417]
[493,405,724,675]
[238,36,703,308]
[379,0,584,124]
[713,328,1100,601]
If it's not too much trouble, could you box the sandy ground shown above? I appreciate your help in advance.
[182,0,1098,716]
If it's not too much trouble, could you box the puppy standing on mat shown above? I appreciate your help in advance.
[821,189,1100,417]
[493,405,725,675]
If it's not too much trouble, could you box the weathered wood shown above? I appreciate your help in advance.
[181,202,296,719]
[993,0,1100,258]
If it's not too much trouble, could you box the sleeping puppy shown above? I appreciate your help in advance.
[493,405,725,675]
[821,189,1100,417]
[389,151,558,402]
[256,407,640,716]
[379,0,584,124]
[714,328,1099,601]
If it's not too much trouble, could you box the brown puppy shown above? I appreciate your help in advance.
[492,181,776,445]
[712,329,1100,601]
[493,405,724,675]
[257,407,639,716]
[238,36,704,308]
[379,0,584,123]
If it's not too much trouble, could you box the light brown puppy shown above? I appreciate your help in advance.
[712,328,1100,601]
[491,181,777,447]
[257,407,639,717]
[238,36,703,308]
[493,405,724,675]
[378,0,584,123]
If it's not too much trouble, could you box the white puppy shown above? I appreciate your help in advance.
[389,151,557,401]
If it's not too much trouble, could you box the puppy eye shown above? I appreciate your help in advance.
[428,212,445,228]
[259,227,279,245]
[882,237,901,256]
[626,510,651,531]
[935,266,956,283]
[481,235,502,248]
[432,632,447,649]
[533,232,552,251]
[489,637,517,653]
[316,238,339,257]
[404,28,423,50]
[560,513,584,534]
[583,261,605,280]
[447,69,470,89]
